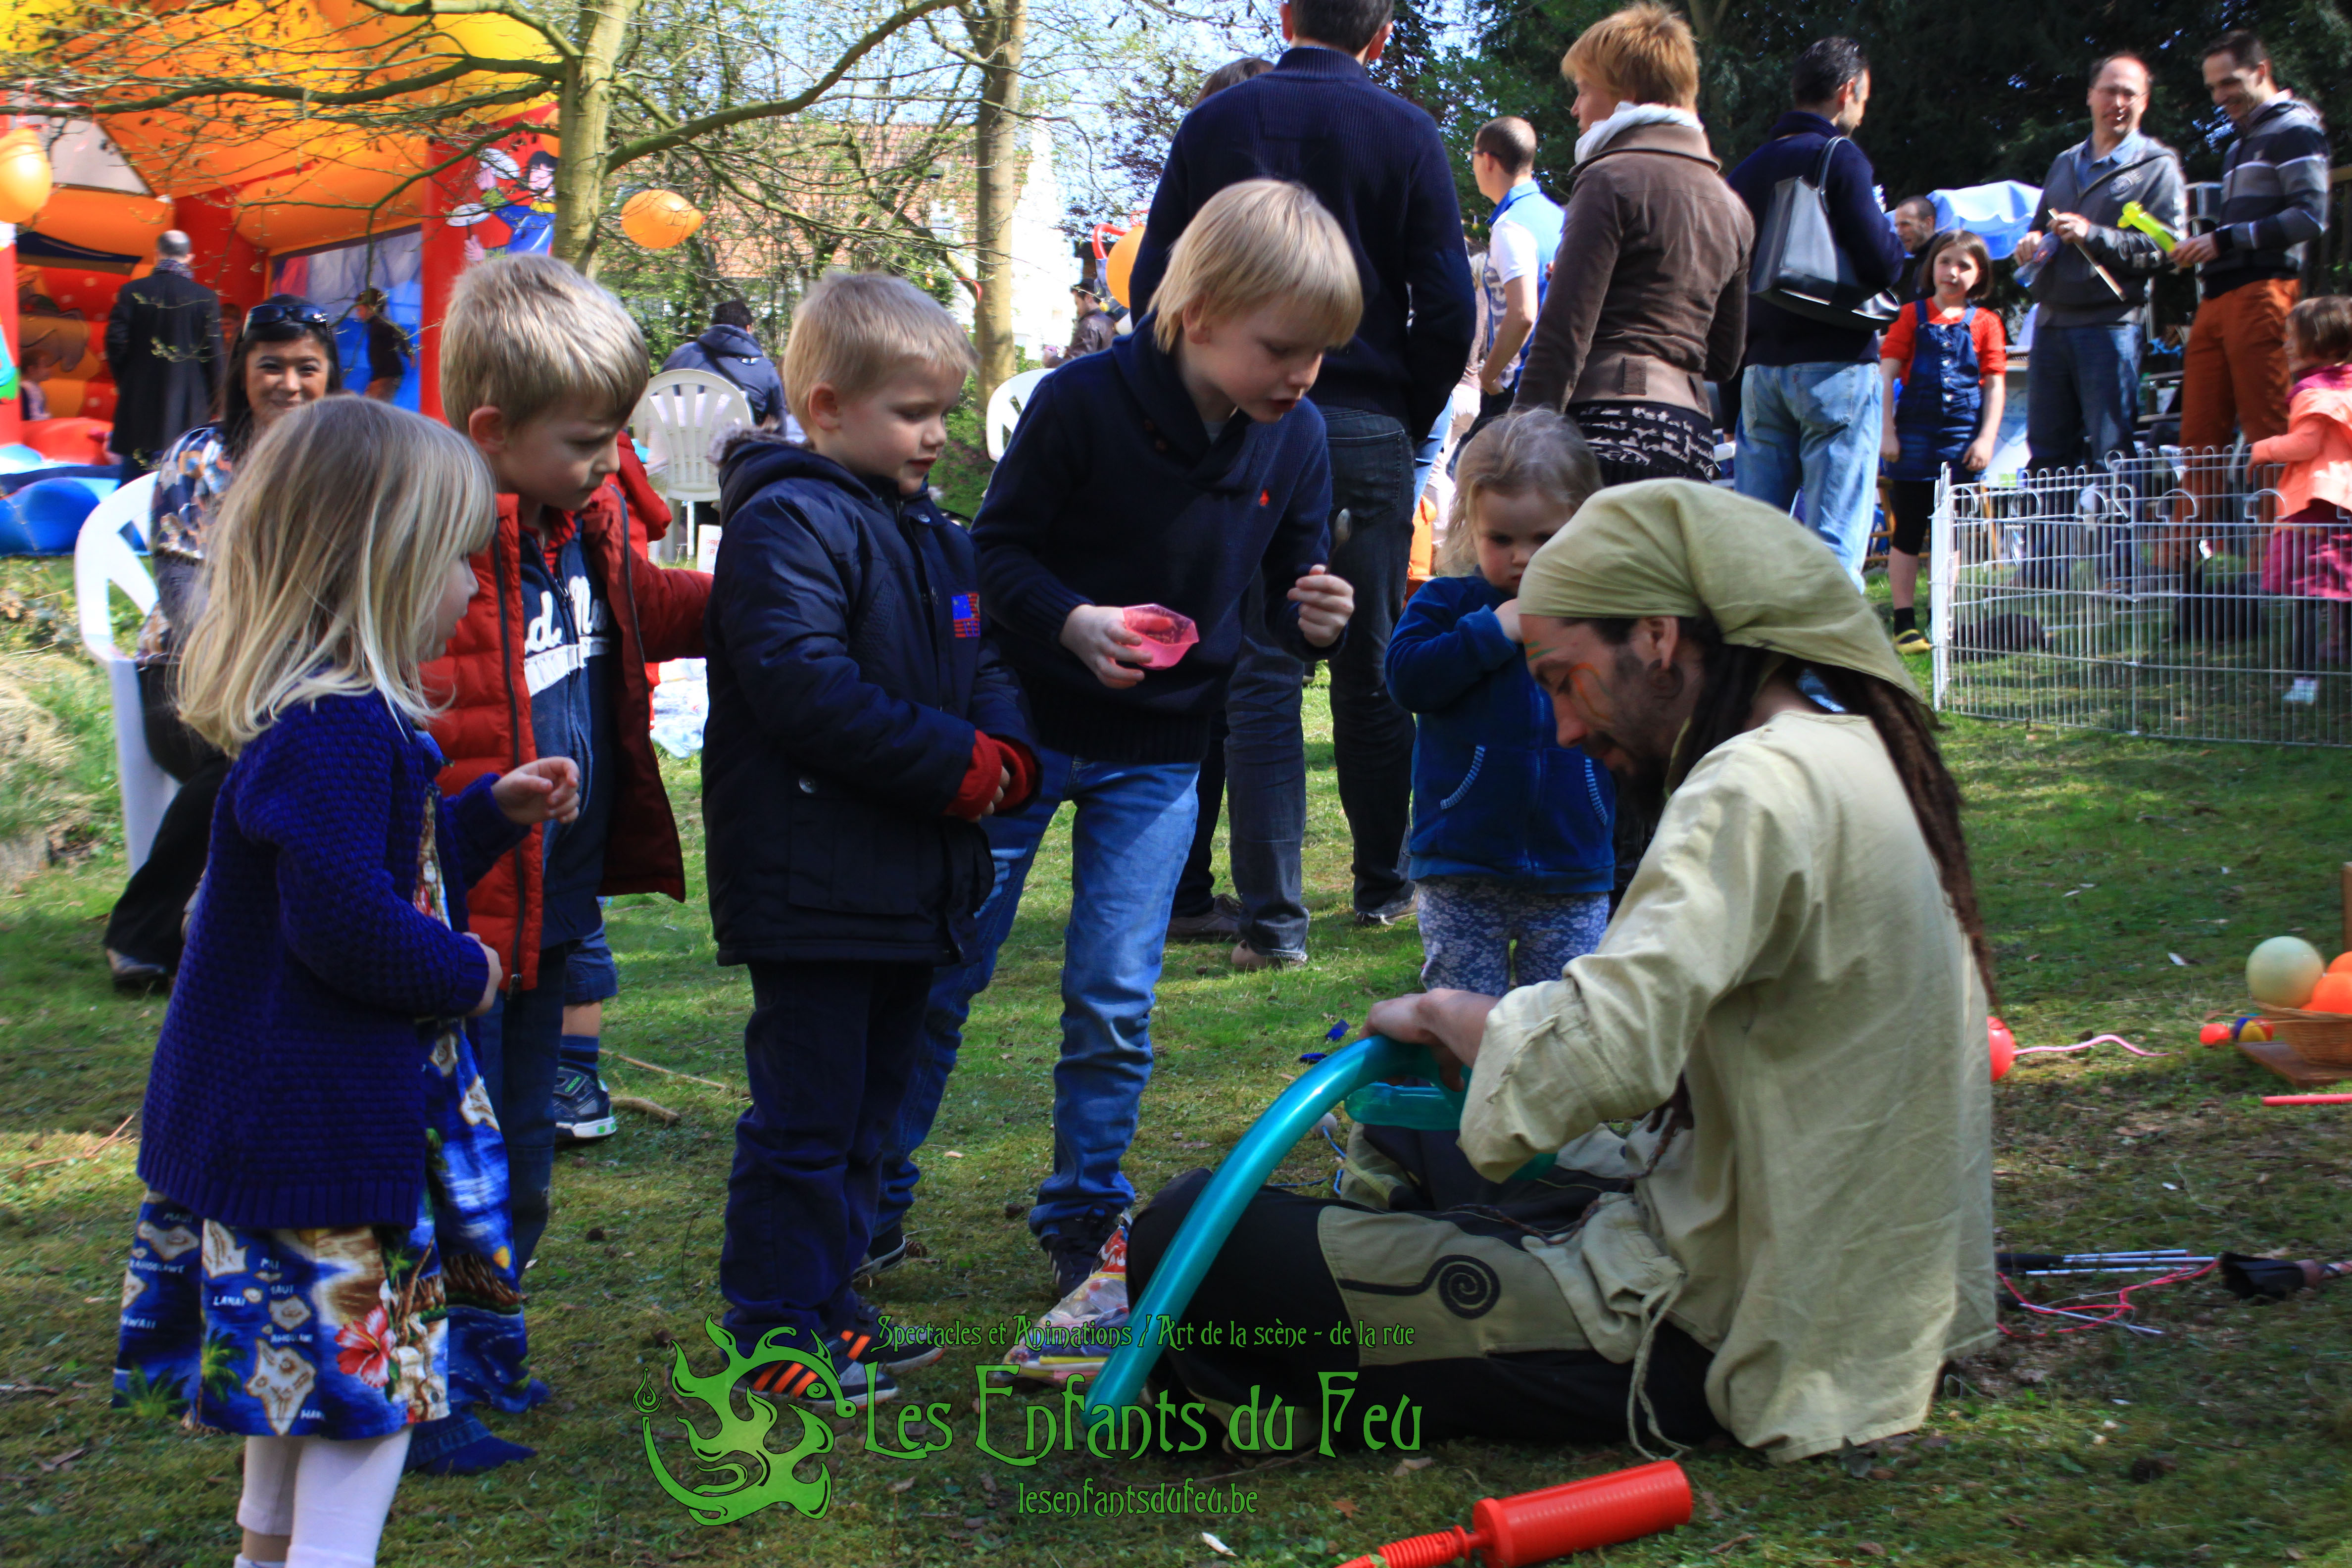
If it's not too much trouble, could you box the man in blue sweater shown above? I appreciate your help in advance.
[1130,0,1475,966]
[901,182,1359,1298]
[1726,37,1909,584]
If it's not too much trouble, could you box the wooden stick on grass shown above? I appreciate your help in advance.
[609,1052,745,1097]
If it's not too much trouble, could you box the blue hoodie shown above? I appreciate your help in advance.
[1386,573,1615,892]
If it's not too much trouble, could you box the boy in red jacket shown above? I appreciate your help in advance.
[414,254,710,1472]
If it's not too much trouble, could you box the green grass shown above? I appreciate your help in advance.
[4,679,2351,1566]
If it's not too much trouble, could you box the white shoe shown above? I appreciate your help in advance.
[2285,677,2320,706]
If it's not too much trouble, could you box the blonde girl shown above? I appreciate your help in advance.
[113,396,578,1568]
[1387,409,1618,995]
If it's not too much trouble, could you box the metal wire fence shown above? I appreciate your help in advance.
[1929,451,2352,747]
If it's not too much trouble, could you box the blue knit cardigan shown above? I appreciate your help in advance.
[136,692,524,1229]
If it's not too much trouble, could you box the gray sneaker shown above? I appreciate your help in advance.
[1353,889,1418,928]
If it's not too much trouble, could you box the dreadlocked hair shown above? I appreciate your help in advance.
[1575,615,1997,1006]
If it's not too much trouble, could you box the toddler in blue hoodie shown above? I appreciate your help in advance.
[1387,409,1615,992]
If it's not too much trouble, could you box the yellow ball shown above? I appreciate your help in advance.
[2247,935,2325,1009]
[0,128,53,226]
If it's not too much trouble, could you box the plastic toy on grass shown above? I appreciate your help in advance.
[1120,603,1198,669]
[1333,1460,1692,1568]
[2199,1016,2273,1046]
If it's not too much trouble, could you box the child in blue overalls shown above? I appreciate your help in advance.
[1878,229,2008,653]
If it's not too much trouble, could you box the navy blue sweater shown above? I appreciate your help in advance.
[1387,574,1615,893]
[1128,47,1476,441]
[972,319,1333,764]
[138,694,526,1230]
[1726,112,1910,367]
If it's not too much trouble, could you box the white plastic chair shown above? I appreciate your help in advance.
[985,366,1054,461]
[73,473,177,872]
[633,370,755,563]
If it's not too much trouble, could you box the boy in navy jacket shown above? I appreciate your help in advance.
[882,182,1360,1298]
[704,272,1035,1407]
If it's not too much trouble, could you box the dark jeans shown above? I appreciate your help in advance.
[723,959,928,1346]
[1225,404,1417,938]
[1127,1167,1720,1450]
[1172,704,1228,921]
[473,946,573,1273]
[1224,586,1312,958]
[102,661,226,971]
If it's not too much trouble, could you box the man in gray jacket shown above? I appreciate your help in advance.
[2013,51,2185,473]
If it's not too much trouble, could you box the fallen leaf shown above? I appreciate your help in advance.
[1867,1466,1896,1481]
[1391,1456,1434,1477]
[1696,1486,1724,1521]
[1332,1497,1360,1519]
[944,1150,965,1159]
[1858,1546,1887,1559]
[1709,1532,1755,1555]
[1201,1531,1237,1558]
[889,1478,915,1493]
[36,1446,86,1472]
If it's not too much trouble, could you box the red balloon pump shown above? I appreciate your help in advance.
[1334,1459,1692,1568]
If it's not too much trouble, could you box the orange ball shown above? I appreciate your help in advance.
[2329,952,2352,974]
[619,189,703,250]
[1106,223,1145,308]
[2306,972,2352,1015]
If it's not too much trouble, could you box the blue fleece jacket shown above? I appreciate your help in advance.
[1127,46,1477,441]
[1726,111,1910,367]
[972,316,1334,765]
[136,694,526,1230]
[1387,574,1615,892]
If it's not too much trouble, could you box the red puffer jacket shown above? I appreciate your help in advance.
[421,481,710,992]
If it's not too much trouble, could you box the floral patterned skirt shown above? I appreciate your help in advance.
[114,1023,532,1437]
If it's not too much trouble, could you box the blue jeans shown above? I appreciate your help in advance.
[1223,580,1311,959]
[1736,362,1884,584]
[2027,324,2142,471]
[881,746,1200,1241]
[471,945,572,1273]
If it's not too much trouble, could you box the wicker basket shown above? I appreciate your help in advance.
[2255,1005,2352,1067]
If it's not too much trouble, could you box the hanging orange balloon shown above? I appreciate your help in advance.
[0,128,54,225]
[1106,223,1145,309]
[620,189,703,249]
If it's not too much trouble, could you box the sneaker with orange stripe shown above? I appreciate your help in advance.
[736,1328,897,1411]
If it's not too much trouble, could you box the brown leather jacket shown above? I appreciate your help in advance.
[1513,120,1754,417]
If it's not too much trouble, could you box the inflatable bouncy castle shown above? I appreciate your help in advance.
[1,0,560,468]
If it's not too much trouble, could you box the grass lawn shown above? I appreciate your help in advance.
[3,649,2350,1568]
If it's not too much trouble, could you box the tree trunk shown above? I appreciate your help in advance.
[554,0,641,274]
[967,0,1028,405]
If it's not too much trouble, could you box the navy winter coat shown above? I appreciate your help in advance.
[703,439,1031,966]
[1386,574,1615,893]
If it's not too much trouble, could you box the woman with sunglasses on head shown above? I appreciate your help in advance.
[103,296,342,993]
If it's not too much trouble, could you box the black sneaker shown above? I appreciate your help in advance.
[1167,894,1245,943]
[1040,1207,1123,1301]
[737,1327,898,1412]
[854,1224,911,1287]
[864,1315,948,1374]
[1353,888,1418,928]
[552,1065,616,1144]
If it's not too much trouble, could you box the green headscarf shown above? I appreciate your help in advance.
[1517,479,1917,696]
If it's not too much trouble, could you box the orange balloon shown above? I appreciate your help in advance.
[0,128,53,225]
[1106,223,1145,309]
[620,189,702,249]
[2329,952,2352,974]
[2306,972,2352,1015]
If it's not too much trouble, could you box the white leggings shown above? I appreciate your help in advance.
[236,1429,411,1567]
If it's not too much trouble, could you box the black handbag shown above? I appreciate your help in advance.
[1748,135,1899,333]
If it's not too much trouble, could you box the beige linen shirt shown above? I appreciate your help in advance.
[1462,710,1996,1462]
